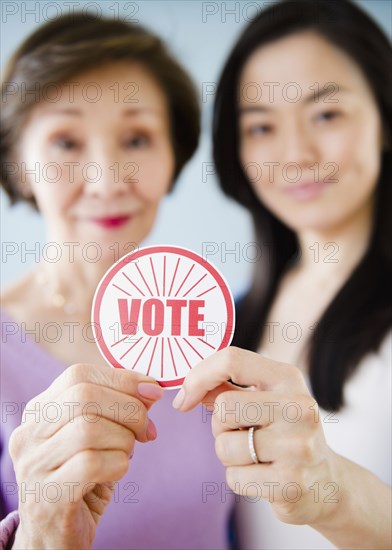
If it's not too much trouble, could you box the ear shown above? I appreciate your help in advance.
[8,147,35,199]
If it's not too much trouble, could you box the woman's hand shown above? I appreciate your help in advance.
[172,346,341,527]
[9,363,163,550]
[172,347,392,548]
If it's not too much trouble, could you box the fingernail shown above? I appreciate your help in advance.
[172,388,185,410]
[146,419,157,440]
[137,382,164,401]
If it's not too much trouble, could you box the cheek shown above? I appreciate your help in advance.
[20,139,76,212]
[136,146,175,202]
[28,162,80,216]
[319,126,360,177]
[30,182,76,220]
[240,141,277,202]
[240,140,267,171]
[323,123,381,196]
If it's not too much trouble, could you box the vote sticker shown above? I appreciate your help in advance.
[92,245,235,389]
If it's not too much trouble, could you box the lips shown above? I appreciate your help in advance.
[282,180,333,201]
[88,214,132,228]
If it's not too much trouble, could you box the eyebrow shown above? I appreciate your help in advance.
[122,108,162,117]
[42,108,82,116]
[239,85,348,114]
[41,107,161,117]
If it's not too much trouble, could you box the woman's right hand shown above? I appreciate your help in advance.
[8,362,164,550]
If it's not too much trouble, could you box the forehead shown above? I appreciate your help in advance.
[36,61,169,117]
[239,31,370,106]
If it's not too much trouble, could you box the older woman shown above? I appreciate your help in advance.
[0,13,234,550]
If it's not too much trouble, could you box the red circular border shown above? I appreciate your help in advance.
[92,245,235,387]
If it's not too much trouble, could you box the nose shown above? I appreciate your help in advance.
[280,119,317,171]
[83,145,130,199]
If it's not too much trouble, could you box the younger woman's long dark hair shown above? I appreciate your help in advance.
[213,0,392,411]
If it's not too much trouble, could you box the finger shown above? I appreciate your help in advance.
[215,428,309,466]
[201,382,251,411]
[173,347,307,412]
[51,449,131,502]
[210,390,275,436]
[201,382,235,411]
[225,464,283,501]
[35,416,137,471]
[210,390,315,436]
[33,384,151,442]
[84,481,116,518]
[26,363,163,413]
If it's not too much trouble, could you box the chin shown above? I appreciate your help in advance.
[288,218,344,234]
[276,208,343,233]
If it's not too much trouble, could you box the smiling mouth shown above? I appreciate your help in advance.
[88,215,133,228]
[282,180,334,201]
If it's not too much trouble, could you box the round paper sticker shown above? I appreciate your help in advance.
[92,245,235,389]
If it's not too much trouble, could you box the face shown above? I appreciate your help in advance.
[238,31,383,233]
[16,61,175,260]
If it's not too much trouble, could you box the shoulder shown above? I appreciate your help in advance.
[378,330,392,362]
[345,330,392,402]
[1,271,39,324]
[363,330,392,373]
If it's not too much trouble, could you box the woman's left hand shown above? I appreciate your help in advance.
[172,346,342,527]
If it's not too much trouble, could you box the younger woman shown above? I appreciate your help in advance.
[175,1,392,548]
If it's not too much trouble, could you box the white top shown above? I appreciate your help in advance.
[237,332,392,549]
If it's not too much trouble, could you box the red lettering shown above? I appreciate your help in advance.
[143,299,164,336]
[189,300,205,336]
[166,300,187,336]
[118,298,206,337]
[118,298,140,335]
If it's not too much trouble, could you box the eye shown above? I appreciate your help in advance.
[52,136,80,150]
[316,111,341,123]
[124,134,150,149]
[246,124,273,137]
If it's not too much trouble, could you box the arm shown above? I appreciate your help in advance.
[7,363,162,549]
[311,453,391,549]
[173,346,392,550]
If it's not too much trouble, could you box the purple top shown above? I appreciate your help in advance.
[0,309,233,549]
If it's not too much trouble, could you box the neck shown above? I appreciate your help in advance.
[36,239,116,319]
[295,199,374,283]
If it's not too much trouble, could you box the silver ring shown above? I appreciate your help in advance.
[248,426,261,464]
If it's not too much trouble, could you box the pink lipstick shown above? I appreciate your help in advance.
[282,180,333,201]
[89,215,131,228]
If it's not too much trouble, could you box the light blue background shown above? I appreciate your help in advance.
[1,0,391,295]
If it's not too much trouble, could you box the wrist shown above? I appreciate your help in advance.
[11,528,28,550]
[309,453,391,549]
[309,451,349,534]
[12,525,47,550]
